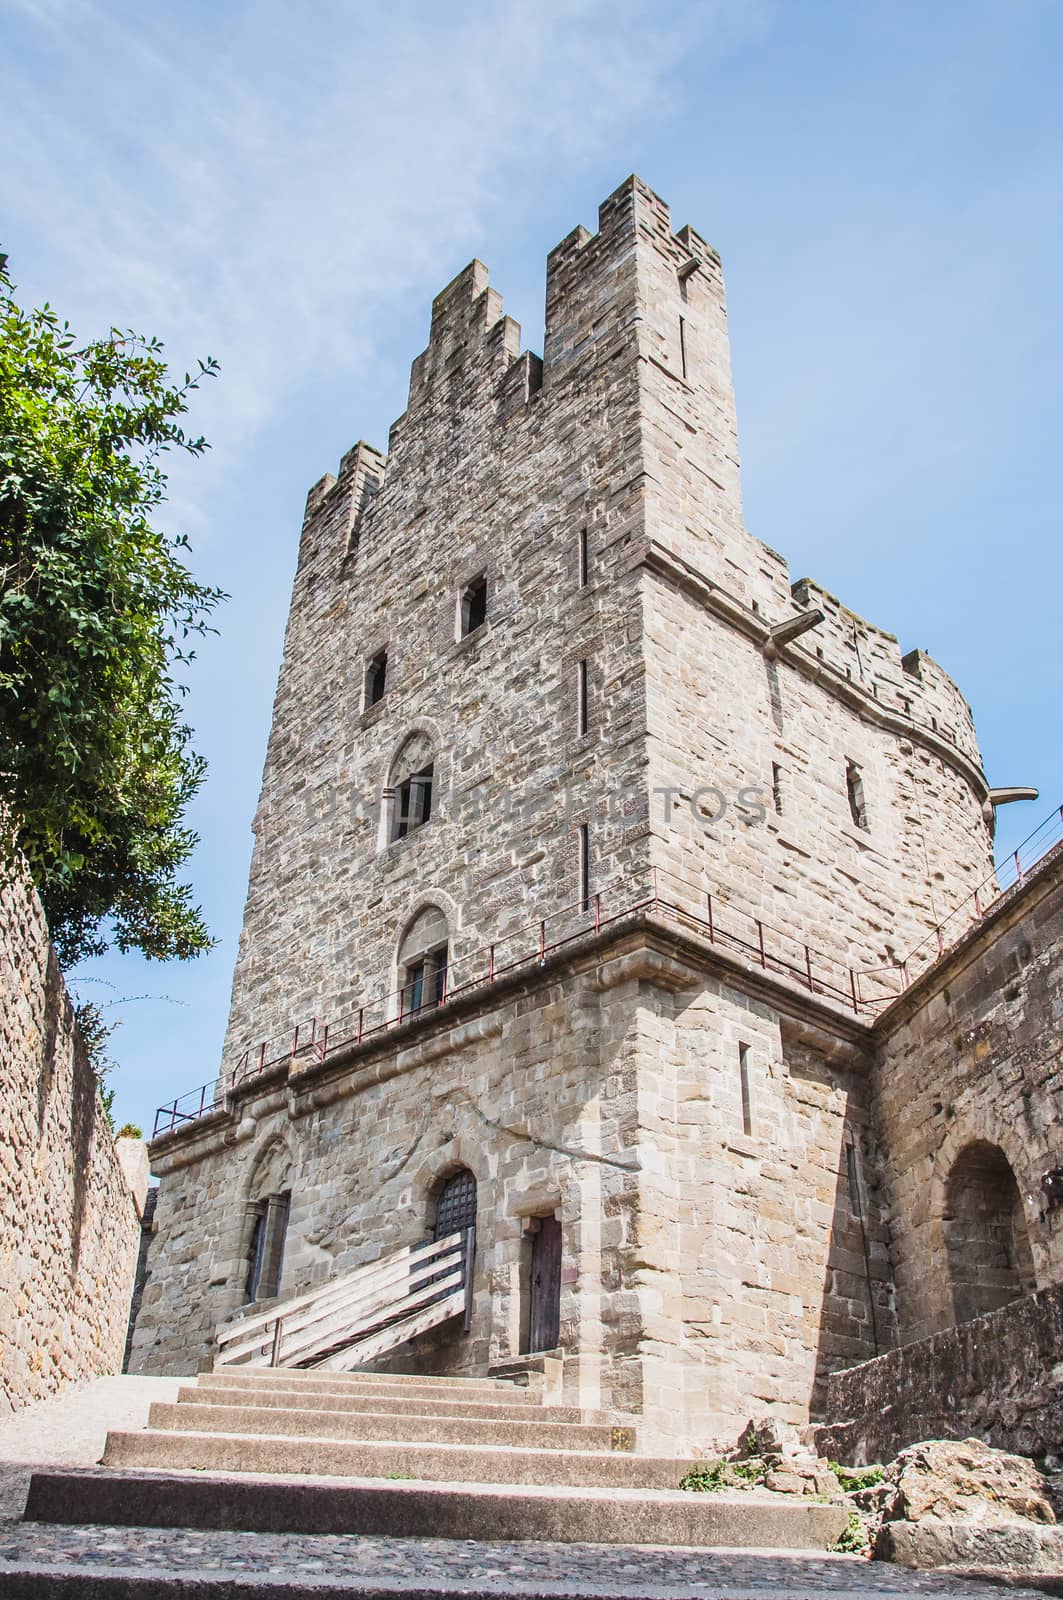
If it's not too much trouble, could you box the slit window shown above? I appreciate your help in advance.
[678,316,688,379]
[738,1044,753,1138]
[578,822,590,912]
[846,761,869,831]
[460,575,488,638]
[577,659,589,736]
[771,763,784,816]
[393,764,434,840]
[578,527,589,588]
[365,649,388,709]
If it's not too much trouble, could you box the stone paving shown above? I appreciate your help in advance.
[0,1379,1052,1598]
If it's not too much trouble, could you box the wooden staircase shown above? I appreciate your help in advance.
[215,1229,473,1372]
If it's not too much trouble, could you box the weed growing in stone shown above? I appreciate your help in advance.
[680,1458,767,1493]
[828,1461,885,1492]
[827,1511,872,1555]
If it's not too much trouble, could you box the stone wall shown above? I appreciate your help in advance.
[817,1284,1063,1465]
[872,841,1063,1347]
[220,187,657,1074]
[133,916,890,1453]
[0,868,141,1413]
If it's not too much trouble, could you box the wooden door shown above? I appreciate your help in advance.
[528,1216,561,1353]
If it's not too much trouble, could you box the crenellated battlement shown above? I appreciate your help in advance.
[406,259,522,402]
[302,176,741,570]
[299,439,386,577]
[788,577,980,765]
[291,178,986,808]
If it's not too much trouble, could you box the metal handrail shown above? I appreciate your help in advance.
[153,866,878,1136]
[856,801,1063,1007]
[155,808,1063,1138]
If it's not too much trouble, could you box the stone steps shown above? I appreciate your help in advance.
[101,1428,684,1488]
[200,1368,527,1400]
[20,1368,850,1554]
[23,1465,848,1549]
[148,1399,618,1451]
[181,1381,595,1423]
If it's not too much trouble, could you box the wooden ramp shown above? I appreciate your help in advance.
[214,1229,473,1371]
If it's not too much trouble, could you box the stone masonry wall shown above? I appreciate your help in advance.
[818,1284,1063,1466]
[135,940,651,1409]
[873,842,1063,1348]
[629,195,991,984]
[134,921,885,1452]
[0,869,140,1413]
[640,964,892,1438]
[220,185,659,1074]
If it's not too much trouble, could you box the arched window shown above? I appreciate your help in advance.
[385,732,435,843]
[397,905,449,1016]
[433,1167,477,1241]
[943,1140,1036,1325]
[245,1192,290,1303]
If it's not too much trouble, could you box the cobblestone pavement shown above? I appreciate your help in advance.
[0,1380,1052,1597]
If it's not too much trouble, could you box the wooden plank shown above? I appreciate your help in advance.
[275,1238,463,1351]
[279,1264,465,1366]
[215,1231,463,1355]
[276,1255,464,1367]
[315,1289,466,1371]
[218,1256,465,1370]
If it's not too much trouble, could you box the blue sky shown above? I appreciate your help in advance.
[4,0,1061,1138]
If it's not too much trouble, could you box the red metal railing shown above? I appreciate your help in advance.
[153,863,869,1137]
[153,805,1063,1140]
[857,803,1063,1007]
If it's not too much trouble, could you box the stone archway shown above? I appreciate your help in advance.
[242,1137,294,1305]
[943,1139,1036,1325]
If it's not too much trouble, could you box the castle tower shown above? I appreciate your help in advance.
[132,179,996,1451]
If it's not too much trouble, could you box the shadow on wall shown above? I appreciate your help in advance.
[37,943,100,1280]
[35,944,65,1139]
[811,1084,893,1419]
[68,1017,100,1280]
[815,1126,1042,1394]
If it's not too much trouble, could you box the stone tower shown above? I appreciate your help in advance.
[132,178,998,1451]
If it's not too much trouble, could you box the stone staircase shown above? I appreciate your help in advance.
[23,1368,847,1550]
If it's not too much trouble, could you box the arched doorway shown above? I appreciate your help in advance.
[430,1168,477,1336]
[242,1140,293,1305]
[943,1140,1036,1325]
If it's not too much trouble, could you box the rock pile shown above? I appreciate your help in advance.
[684,1422,1063,1575]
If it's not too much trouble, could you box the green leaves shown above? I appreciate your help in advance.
[0,257,225,966]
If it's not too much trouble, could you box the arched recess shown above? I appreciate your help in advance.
[380,729,437,846]
[943,1140,1036,1325]
[243,1137,293,1304]
[396,903,450,1016]
[431,1166,478,1242]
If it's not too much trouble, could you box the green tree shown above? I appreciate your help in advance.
[0,257,224,965]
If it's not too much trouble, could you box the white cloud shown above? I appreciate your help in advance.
[2,0,765,524]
